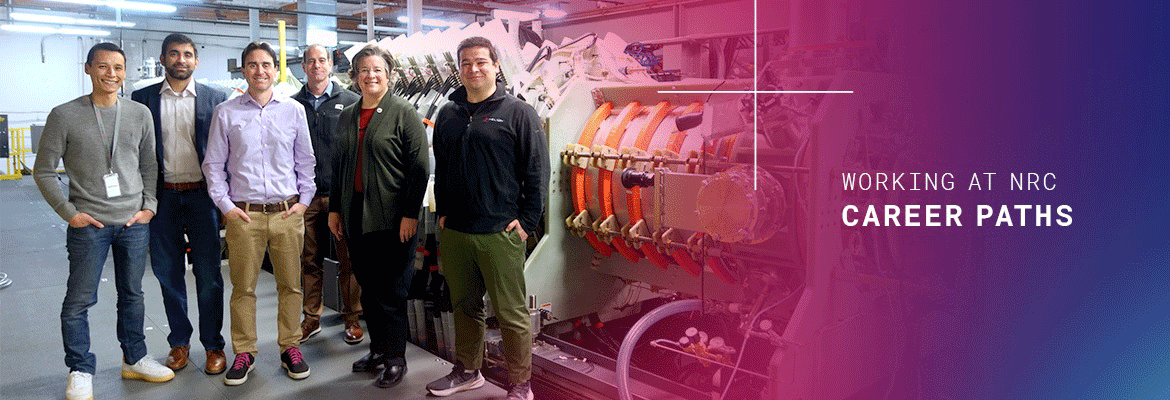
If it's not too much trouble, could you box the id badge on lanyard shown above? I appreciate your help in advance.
[93,97,122,198]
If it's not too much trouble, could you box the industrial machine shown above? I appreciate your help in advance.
[344,17,911,399]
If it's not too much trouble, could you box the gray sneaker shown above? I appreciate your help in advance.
[505,381,534,400]
[426,364,485,396]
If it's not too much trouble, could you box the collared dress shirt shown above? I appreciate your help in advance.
[202,92,316,214]
[159,81,203,183]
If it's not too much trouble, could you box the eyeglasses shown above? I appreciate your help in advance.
[357,67,387,75]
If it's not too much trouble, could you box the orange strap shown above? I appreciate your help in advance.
[672,249,702,276]
[633,101,670,150]
[621,101,670,264]
[573,102,614,256]
[626,101,669,224]
[599,102,643,261]
[720,134,738,160]
[639,102,703,269]
[665,102,702,154]
[599,102,642,218]
[572,102,613,213]
[706,256,736,284]
[641,243,671,269]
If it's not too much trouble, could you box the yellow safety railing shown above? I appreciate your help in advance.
[2,127,31,180]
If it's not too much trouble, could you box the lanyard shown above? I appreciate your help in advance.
[91,96,121,174]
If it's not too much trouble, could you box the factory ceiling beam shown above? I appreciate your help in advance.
[337,0,490,15]
[540,0,740,28]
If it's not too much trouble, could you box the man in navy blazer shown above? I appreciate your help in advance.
[131,33,229,375]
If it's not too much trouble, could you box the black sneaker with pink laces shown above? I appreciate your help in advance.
[223,353,254,386]
[281,347,311,380]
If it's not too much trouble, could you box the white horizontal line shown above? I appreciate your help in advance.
[658,90,854,94]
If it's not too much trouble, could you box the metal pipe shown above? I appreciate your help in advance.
[407,0,421,34]
[365,0,374,42]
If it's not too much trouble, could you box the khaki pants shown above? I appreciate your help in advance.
[226,210,304,354]
[440,228,532,384]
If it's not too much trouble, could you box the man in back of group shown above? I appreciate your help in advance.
[35,42,175,400]
[131,33,229,376]
[203,41,316,386]
[291,44,363,345]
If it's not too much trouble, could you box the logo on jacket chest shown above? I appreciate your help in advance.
[482,117,505,123]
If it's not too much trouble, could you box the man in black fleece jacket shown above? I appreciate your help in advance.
[427,36,548,400]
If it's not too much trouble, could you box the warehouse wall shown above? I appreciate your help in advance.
[0,18,368,128]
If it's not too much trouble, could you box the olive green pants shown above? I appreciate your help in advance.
[439,228,532,384]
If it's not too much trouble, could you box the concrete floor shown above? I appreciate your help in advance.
[0,177,506,399]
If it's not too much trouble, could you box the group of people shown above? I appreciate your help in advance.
[34,33,549,400]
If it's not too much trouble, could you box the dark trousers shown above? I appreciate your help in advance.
[301,194,361,324]
[348,196,417,366]
[149,187,225,351]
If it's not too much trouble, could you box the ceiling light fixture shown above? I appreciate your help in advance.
[541,8,567,18]
[11,12,135,28]
[484,1,553,20]
[59,27,115,35]
[1,24,110,36]
[357,24,406,33]
[491,9,539,21]
[45,0,177,13]
[395,16,464,28]
[77,18,137,27]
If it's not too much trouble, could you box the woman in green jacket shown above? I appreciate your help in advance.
[327,45,429,389]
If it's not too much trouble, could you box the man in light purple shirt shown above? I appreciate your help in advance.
[202,41,315,386]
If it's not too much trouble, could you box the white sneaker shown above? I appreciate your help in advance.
[121,355,176,382]
[66,371,93,400]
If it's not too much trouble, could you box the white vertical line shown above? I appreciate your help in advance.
[753,0,759,190]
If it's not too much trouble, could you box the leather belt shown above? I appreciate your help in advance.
[163,181,207,191]
[234,196,300,213]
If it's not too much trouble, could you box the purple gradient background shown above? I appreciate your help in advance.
[870,1,1169,398]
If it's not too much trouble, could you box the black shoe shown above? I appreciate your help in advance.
[281,347,311,380]
[352,352,387,372]
[223,353,254,386]
[426,363,485,397]
[374,364,407,388]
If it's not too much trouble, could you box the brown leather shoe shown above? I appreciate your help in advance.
[205,350,227,375]
[344,321,364,345]
[300,320,322,342]
[165,346,189,371]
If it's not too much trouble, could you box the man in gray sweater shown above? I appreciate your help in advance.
[34,42,175,400]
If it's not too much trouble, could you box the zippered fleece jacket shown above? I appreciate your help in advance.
[433,85,549,235]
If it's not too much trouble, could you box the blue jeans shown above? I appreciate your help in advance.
[149,188,225,350]
[62,223,150,374]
